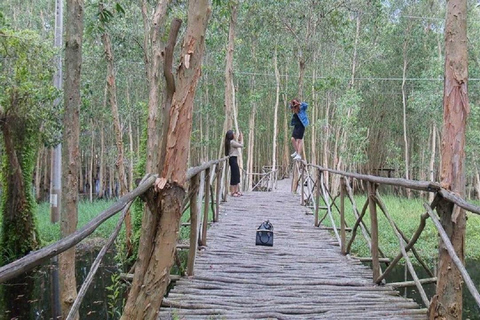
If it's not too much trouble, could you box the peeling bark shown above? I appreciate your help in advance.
[122,1,211,318]
[430,0,469,318]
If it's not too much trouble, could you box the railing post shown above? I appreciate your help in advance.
[200,167,211,247]
[187,173,200,276]
[214,162,222,222]
[301,163,305,205]
[314,169,322,227]
[368,181,380,281]
[340,177,346,255]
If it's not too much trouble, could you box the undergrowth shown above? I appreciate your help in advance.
[319,194,480,265]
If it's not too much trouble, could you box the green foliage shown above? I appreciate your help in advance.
[0,27,60,263]
[321,194,480,265]
[106,271,127,319]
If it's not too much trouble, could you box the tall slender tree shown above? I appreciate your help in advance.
[59,0,84,318]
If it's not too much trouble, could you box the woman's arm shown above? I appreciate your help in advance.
[230,140,243,148]
[300,102,308,111]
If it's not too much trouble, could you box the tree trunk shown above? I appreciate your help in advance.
[122,1,210,318]
[143,0,171,174]
[429,0,469,318]
[60,0,83,318]
[89,123,94,202]
[429,123,437,203]
[218,0,237,160]
[0,115,40,263]
[224,1,236,133]
[474,163,480,200]
[246,106,256,191]
[402,23,411,198]
[101,25,132,252]
[35,147,43,202]
[98,126,105,198]
[271,47,279,189]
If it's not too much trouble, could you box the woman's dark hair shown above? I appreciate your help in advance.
[225,130,234,156]
[290,98,300,108]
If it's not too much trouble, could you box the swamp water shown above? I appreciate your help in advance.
[0,250,120,320]
[384,259,480,320]
[1,253,479,319]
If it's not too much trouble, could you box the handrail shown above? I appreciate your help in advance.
[424,203,480,307]
[305,163,480,215]
[296,161,480,310]
[0,174,158,283]
[0,157,229,285]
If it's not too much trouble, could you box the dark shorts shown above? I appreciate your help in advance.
[292,125,305,140]
[229,156,240,185]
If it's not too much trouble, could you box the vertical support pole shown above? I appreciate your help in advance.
[223,161,229,201]
[314,169,321,227]
[214,162,222,222]
[200,167,211,246]
[300,163,305,205]
[340,176,346,255]
[187,173,200,276]
[368,181,380,281]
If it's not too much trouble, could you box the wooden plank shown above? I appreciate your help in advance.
[158,179,425,319]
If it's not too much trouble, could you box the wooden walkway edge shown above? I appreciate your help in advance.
[158,179,426,320]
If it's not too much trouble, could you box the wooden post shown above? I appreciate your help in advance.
[314,169,321,227]
[223,162,229,201]
[368,181,380,281]
[340,177,346,255]
[214,162,222,222]
[200,167,211,246]
[187,173,200,276]
[301,163,305,205]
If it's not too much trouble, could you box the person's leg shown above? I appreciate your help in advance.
[291,137,297,154]
[296,139,303,155]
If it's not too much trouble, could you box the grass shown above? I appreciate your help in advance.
[35,199,120,244]
[31,194,480,266]
[318,193,480,264]
[35,198,213,246]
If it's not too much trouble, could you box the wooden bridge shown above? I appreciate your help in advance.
[159,178,426,320]
[2,158,480,319]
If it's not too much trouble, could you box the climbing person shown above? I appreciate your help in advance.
[290,98,309,160]
[225,129,243,197]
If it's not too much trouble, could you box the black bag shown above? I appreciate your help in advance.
[256,220,274,246]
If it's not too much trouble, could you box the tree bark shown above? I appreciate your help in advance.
[271,47,279,189]
[218,1,237,160]
[101,23,131,252]
[122,1,210,318]
[60,0,83,318]
[429,0,469,318]
[143,0,171,174]
[402,22,412,198]
[429,123,437,203]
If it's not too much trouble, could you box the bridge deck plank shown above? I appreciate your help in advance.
[158,179,426,319]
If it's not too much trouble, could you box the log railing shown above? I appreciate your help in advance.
[297,161,480,309]
[242,166,278,192]
[0,156,229,319]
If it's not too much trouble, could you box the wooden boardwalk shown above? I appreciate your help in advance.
[159,179,426,320]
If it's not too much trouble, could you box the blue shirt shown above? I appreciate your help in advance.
[291,102,309,127]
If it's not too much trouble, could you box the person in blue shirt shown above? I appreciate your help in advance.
[290,98,309,160]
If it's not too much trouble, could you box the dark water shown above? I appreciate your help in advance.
[0,250,119,320]
[1,252,479,319]
[385,259,480,320]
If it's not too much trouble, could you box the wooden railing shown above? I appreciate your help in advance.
[0,156,229,319]
[294,160,480,309]
[242,165,278,191]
